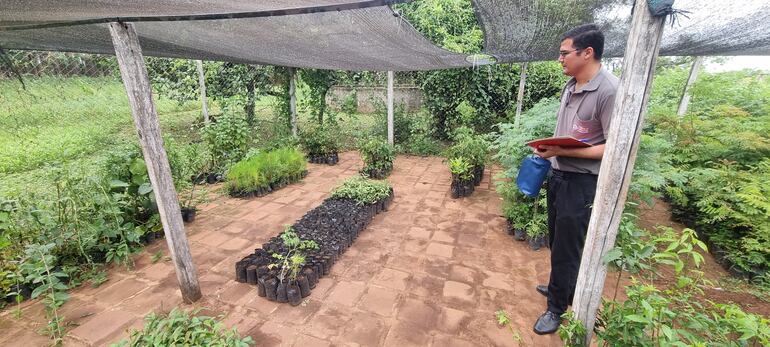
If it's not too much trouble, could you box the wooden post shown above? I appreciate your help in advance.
[195,60,209,123]
[387,70,394,145]
[109,22,202,304]
[514,62,528,127]
[289,67,298,136]
[677,56,703,117]
[571,0,666,342]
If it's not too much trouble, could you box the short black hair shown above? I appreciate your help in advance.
[561,24,605,60]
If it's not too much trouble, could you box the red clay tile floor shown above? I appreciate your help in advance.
[0,151,584,346]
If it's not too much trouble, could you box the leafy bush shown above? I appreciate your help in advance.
[491,99,558,235]
[665,160,770,280]
[647,76,770,282]
[444,126,490,169]
[298,125,340,157]
[226,147,306,196]
[582,228,770,347]
[202,112,249,171]
[359,139,396,178]
[371,102,442,156]
[114,308,254,347]
[394,0,567,138]
[330,176,392,205]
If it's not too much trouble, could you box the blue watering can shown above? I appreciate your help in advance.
[516,155,551,198]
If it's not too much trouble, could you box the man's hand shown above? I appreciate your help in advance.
[533,145,562,159]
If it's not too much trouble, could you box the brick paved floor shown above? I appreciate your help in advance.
[0,151,614,346]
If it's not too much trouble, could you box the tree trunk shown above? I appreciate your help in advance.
[289,67,297,136]
[245,78,256,125]
[195,60,209,123]
[514,62,528,128]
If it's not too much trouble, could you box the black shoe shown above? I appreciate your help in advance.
[536,284,548,297]
[533,311,562,335]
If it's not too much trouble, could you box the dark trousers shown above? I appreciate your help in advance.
[546,169,597,315]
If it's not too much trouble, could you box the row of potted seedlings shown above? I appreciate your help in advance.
[506,219,547,251]
[299,125,341,166]
[235,176,394,305]
[503,190,548,250]
[225,147,308,198]
[308,153,339,165]
[445,130,489,199]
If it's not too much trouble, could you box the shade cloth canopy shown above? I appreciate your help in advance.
[1,0,769,70]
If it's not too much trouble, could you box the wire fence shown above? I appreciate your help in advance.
[1,50,118,78]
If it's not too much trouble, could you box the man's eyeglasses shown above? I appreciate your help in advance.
[559,49,582,58]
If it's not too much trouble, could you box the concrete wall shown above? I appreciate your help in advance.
[327,86,423,114]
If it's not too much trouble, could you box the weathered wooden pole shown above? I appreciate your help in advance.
[677,56,703,117]
[195,59,209,123]
[387,70,394,145]
[109,22,202,303]
[289,67,298,136]
[514,62,528,127]
[571,0,666,342]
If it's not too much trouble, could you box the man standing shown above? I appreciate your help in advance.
[532,23,618,335]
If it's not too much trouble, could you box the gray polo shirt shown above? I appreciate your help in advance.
[550,67,619,175]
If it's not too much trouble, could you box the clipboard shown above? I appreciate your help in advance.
[526,136,593,149]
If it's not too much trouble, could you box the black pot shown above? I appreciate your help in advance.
[529,236,546,251]
[206,173,219,184]
[144,231,156,244]
[514,229,527,241]
[257,278,267,297]
[235,261,248,283]
[181,208,197,223]
[276,282,288,303]
[264,277,278,301]
[287,283,302,306]
[303,268,318,289]
[297,275,311,298]
[246,265,258,284]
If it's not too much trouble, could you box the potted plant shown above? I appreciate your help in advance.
[299,126,340,165]
[268,228,319,306]
[449,157,474,198]
[359,139,396,179]
[180,181,198,223]
[525,194,548,250]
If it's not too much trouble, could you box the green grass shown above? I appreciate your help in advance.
[0,76,202,196]
[0,76,390,198]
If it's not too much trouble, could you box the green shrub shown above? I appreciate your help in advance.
[371,102,442,156]
[298,125,340,156]
[585,228,770,347]
[113,308,253,347]
[490,99,558,235]
[201,112,249,171]
[226,147,306,196]
[359,139,396,178]
[330,176,392,205]
[444,126,490,169]
[647,82,770,282]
